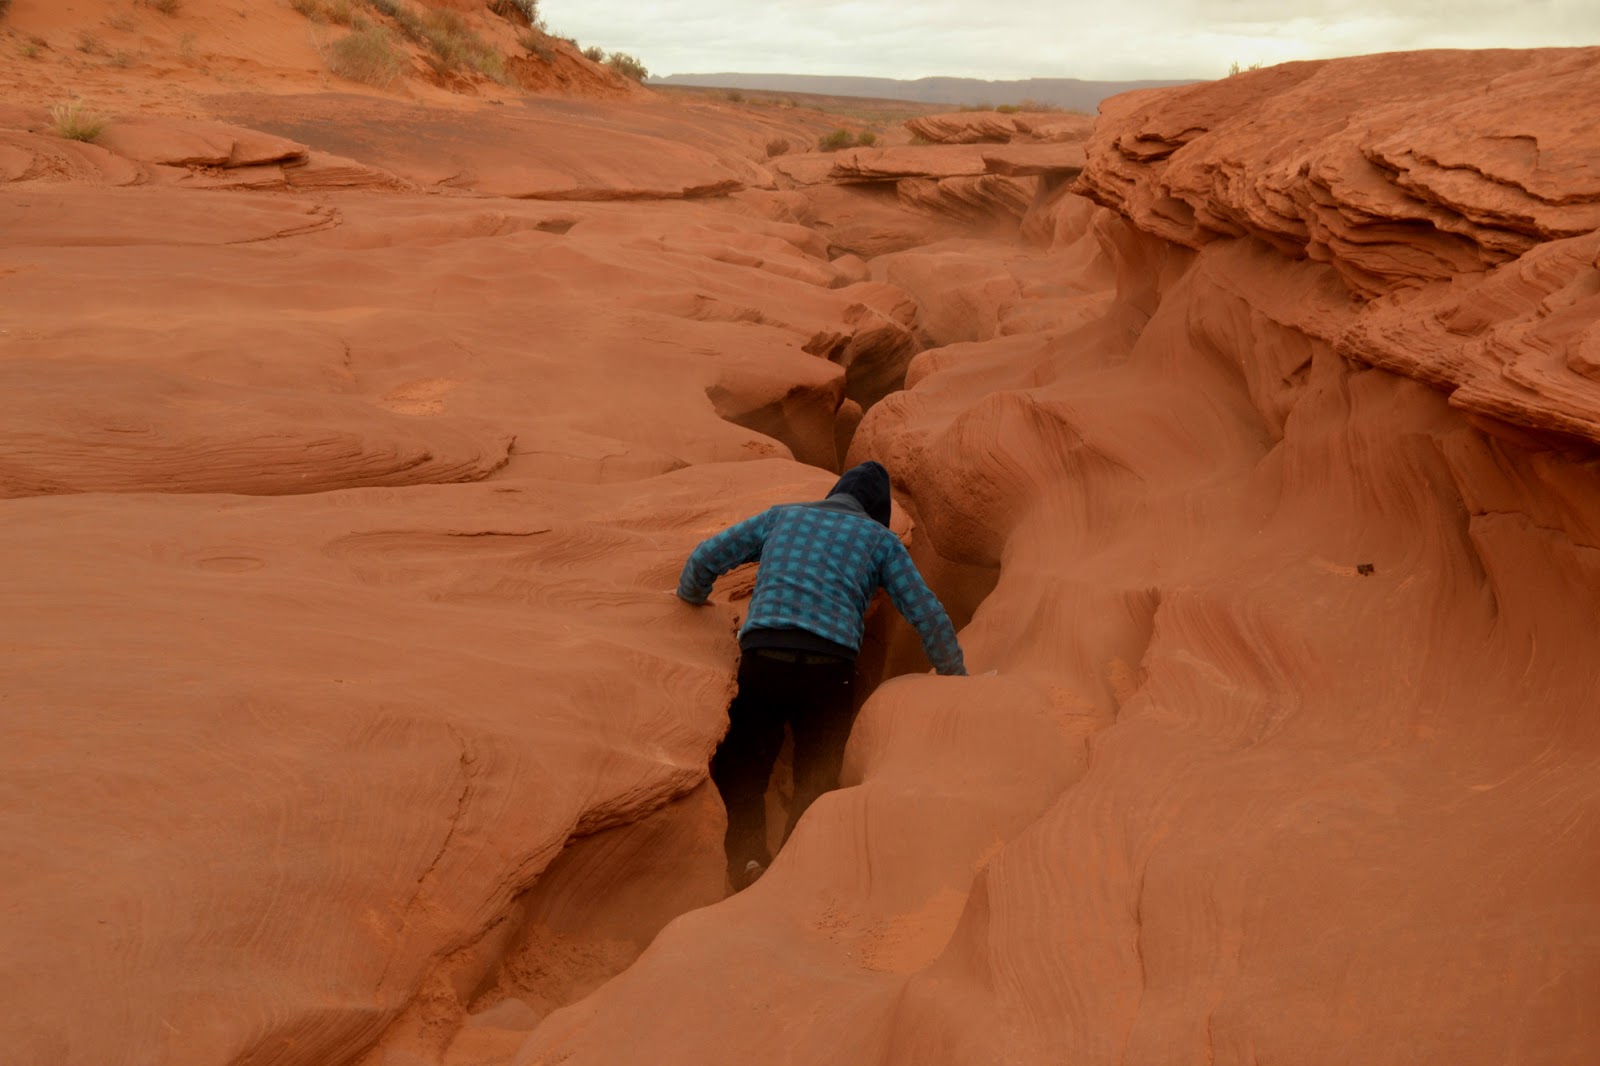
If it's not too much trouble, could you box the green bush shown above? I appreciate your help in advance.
[605,51,647,82]
[328,25,405,85]
[582,44,604,62]
[819,128,854,151]
[855,130,876,147]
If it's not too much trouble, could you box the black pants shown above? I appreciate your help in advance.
[710,649,857,884]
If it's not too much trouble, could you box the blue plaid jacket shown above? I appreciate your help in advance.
[678,497,967,675]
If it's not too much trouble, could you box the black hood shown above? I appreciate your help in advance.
[826,461,892,527]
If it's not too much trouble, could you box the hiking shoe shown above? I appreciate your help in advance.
[742,859,766,888]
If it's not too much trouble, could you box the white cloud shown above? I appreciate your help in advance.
[538,0,1600,80]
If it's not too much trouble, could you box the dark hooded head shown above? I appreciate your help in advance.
[827,460,892,527]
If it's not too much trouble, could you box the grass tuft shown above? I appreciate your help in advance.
[327,24,405,86]
[51,100,109,142]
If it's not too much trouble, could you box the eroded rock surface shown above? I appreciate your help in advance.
[512,47,1600,1066]
[2,10,1598,1066]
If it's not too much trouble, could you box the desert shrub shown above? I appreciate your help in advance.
[418,9,500,76]
[605,51,647,82]
[581,44,603,62]
[0,0,11,20]
[519,31,552,59]
[51,100,108,141]
[1016,97,1061,112]
[328,24,405,85]
[110,50,137,68]
[473,49,507,83]
[994,103,1019,114]
[77,31,105,54]
[855,131,876,147]
[765,137,790,157]
[725,89,743,103]
[1227,60,1262,75]
[489,0,543,28]
[819,128,854,151]
[423,7,467,36]
[292,0,353,23]
[142,0,183,15]
[364,0,425,40]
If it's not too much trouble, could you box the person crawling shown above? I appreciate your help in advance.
[676,460,967,890]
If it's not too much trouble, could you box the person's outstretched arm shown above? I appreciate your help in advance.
[676,509,775,604]
[878,540,968,675]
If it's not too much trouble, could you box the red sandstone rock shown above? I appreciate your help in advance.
[897,174,1037,225]
[2,15,1599,1066]
[902,110,1095,147]
[827,143,994,182]
[903,111,1023,144]
[1077,48,1600,297]
[94,118,307,168]
[981,142,1086,177]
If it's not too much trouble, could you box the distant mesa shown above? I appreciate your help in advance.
[648,72,1200,111]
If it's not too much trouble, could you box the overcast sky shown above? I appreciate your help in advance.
[539,0,1600,81]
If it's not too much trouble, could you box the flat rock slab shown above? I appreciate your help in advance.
[208,92,789,201]
[95,118,307,168]
[828,144,994,183]
[981,143,1087,177]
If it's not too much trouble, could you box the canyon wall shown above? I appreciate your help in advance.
[514,47,1600,1066]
